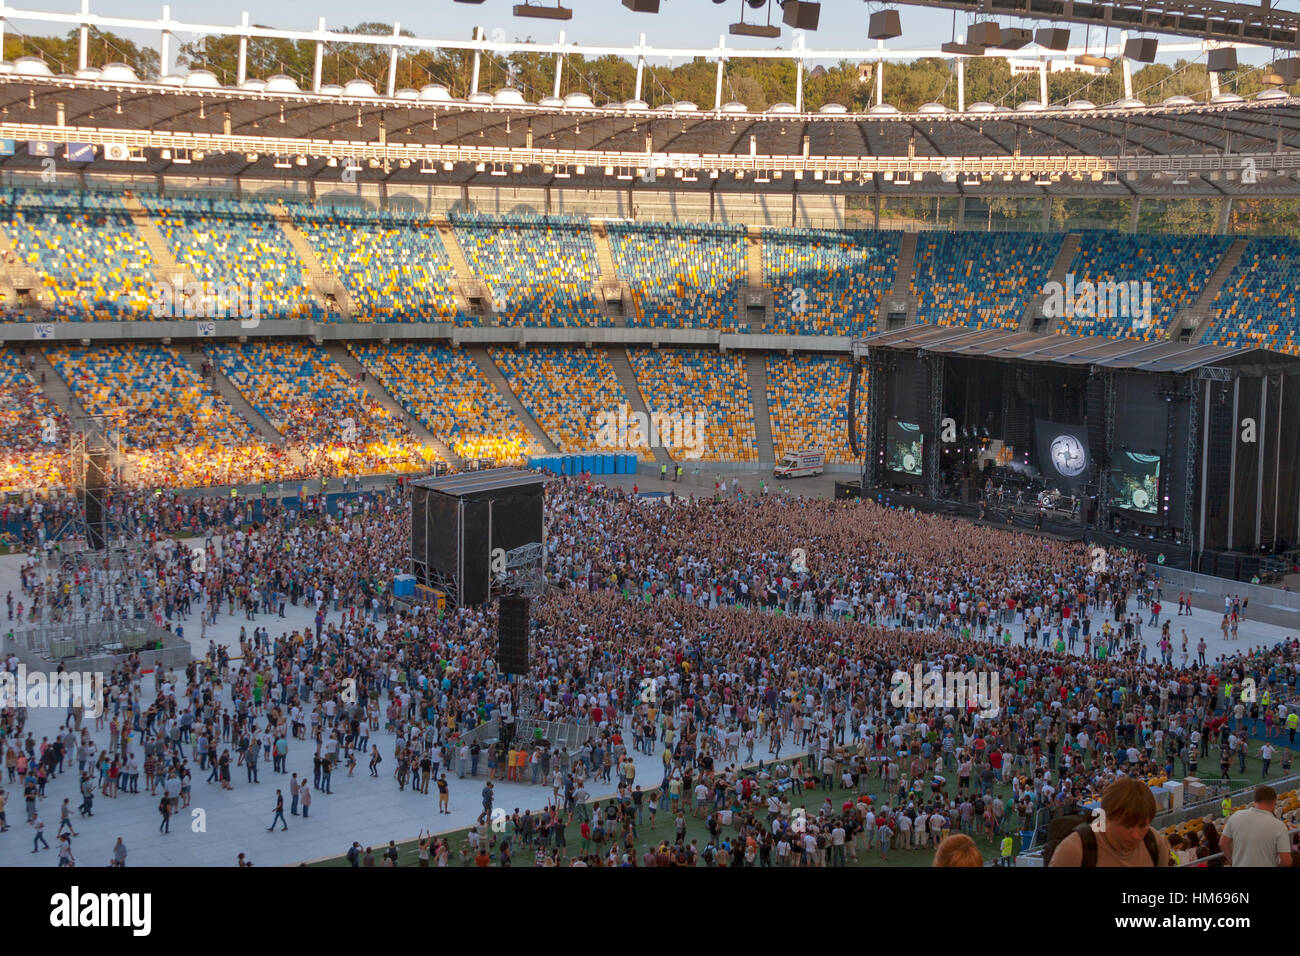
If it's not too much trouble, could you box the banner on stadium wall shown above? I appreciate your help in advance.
[27,141,54,157]
[103,143,130,161]
[0,139,14,156]
[65,143,95,162]
[1034,419,1091,492]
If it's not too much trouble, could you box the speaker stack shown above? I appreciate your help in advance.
[496,595,531,676]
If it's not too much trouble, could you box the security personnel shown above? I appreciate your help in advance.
[1286,710,1298,745]
[660,463,667,481]
[1220,796,1232,819]
[1000,835,1015,866]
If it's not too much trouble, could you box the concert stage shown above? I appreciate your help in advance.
[848,326,1300,574]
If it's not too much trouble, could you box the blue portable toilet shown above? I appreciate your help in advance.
[582,454,595,474]
[602,453,615,474]
[560,455,572,476]
[393,574,416,598]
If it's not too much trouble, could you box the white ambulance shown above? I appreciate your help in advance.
[774,448,825,478]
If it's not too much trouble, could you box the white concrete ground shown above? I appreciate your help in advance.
[0,548,1294,868]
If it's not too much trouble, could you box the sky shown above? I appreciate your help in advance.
[4,0,1281,69]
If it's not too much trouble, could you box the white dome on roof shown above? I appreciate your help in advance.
[419,84,454,102]
[673,100,699,111]
[918,101,949,114]
[75,67,102,80]
[98,62,138,83]
[537,95,563,107]
[185,70,222,90]
[868,104,899,115]
[342,79,377,97]
[721,101,749,113]
[1111,97,1145,108]
[159,74,185,87]
[966,102,996,113]
[319,84,344,95]
[492,87,527,106]
[13,56,54,78]
[563,92,595,108]
[265,74,301,93]
[394,88,419,101]
[767,102,797,114]
[1210,92,1243,104]
[1016,100,1045,112]
[1067,99,1097,110]
[241,78,268,92]
[818,102,847,114]
[466,91,492,104]
[623,98,649,110]
[1255,88,1287,101]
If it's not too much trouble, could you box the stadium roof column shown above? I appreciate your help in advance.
[313,18,325,93]
[237,11,249,87]
[956,55,964,112]
[471,25,482,96]
[77,0,88,72]
[634,33,645,101]
[1217,197,1233,234]
[1130,198,1141,233]
[1038,59,1047,105]
[160,4,173,77]
[875,39,884,106]
[715,35,726,111]
[386,22,401,97]
[554,30,566,98]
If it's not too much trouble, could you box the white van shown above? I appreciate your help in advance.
[774,449,824,478]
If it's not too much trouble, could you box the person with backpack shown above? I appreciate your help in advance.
[1047,778,1170,867]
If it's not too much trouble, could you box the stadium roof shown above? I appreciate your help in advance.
[864,324,1300,373]
[2,76,1299,195]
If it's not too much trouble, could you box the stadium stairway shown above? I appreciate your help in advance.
[326,344,463,467]
[177,348,286,446]
[1173,238,1250,342]
[879,231,919,327]
[0,229,48,317]
[30,350,87,418]
[746,350,775,467]
[431,215,482,316]
[606,347,672,468]
[121,193,191,286]
[1019,232,1081,332]
[463,345,560,454]
[741,225,774,331]
[272,203,352,319]
[590,220,630,326]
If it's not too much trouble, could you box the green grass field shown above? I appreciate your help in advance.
[306,745,1294,868]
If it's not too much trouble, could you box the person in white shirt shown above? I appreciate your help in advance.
[1221,785,1294,867]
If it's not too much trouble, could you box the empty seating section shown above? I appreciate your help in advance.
[489,346,654,460]
[139,195,320,321]
[289,205,461,322]
[0,189,155,320]
[0,349,70,491]
[45,344,289,487]
[912,231,1061,329]
[1206,237,1300,353]
[627,348,756,461]
[1057,232,1232,339]
[607,222,745,330]
[452,214,606,327]
[350,343,541,464]
[766,354,856,464]
[207,341,432,475]
[764,228,900,334]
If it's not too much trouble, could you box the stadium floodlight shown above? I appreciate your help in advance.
[604,165,615,176]
[160,148,171,160]
[326,156,338,167]
[297,155,309,166]
[444,161,455,171]
[514,3,573,20]
[476,162,487,172]
[575,165,585,174]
